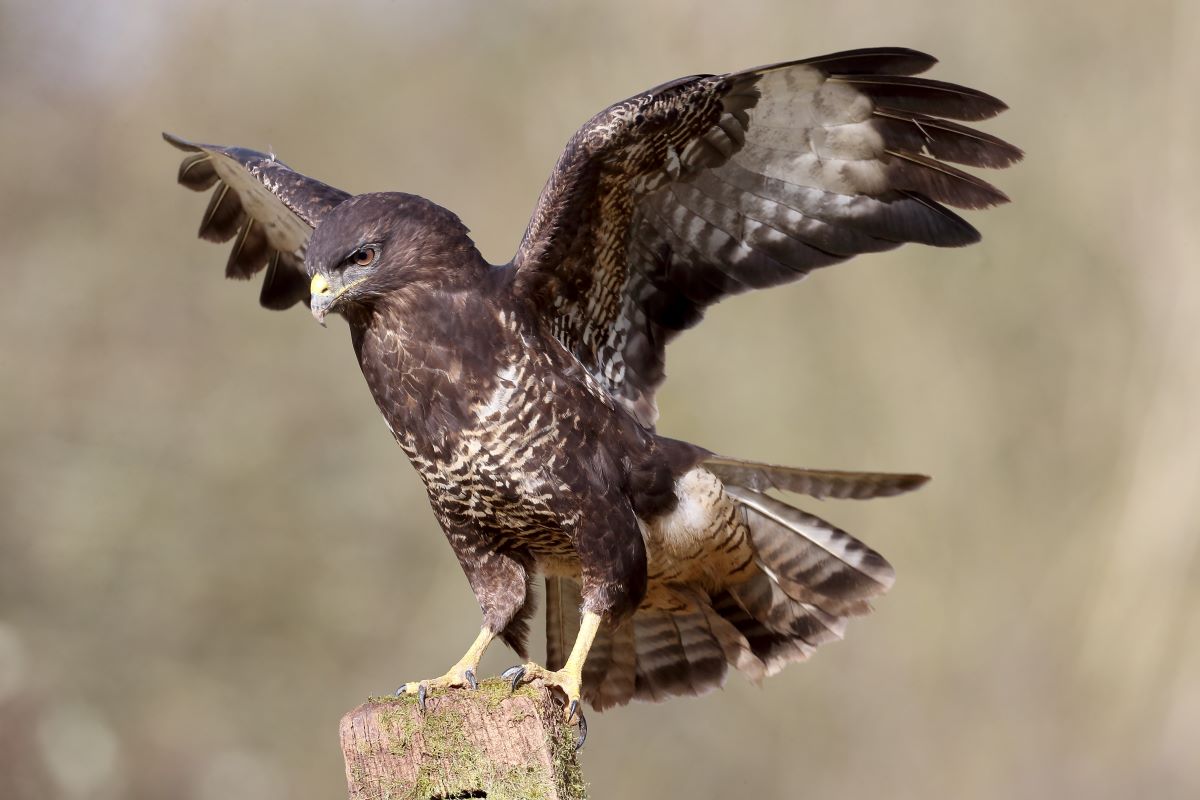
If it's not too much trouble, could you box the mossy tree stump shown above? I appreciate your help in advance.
[340,679,587,800]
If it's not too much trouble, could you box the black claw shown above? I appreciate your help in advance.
[502,665,526,692]
[574,706,588,751]
[464,668,479,691]
[417,682,427,712]
[566,699,580,724]
[395,685,406,697]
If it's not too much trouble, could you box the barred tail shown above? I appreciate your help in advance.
[546,458,925,710]
[548,576,766,711]
[703,455,928,499]
[712,457,919,675]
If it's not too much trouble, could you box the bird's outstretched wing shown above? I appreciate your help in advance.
[511,47,1021,427]
[163,133,351,310]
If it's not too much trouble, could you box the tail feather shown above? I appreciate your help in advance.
[589,619,637,711]
[704,455,928,499]
[632,613,680,702]
[714,463,903,677]
[632,607,731,702]
[545,458,915,711]
[667,610,730,695]
[693,591,766,682]
[579,588,766,711]
[726,484,895,616]
[712,591,816,676]
[545,576,582,671]
[727,570,848,646]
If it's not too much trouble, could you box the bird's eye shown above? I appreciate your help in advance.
[351,246,377,267]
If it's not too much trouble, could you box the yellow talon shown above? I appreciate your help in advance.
[395,628,494,710]
[504,611,601,724]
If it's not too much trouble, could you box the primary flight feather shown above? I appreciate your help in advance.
[165,47,1018,737]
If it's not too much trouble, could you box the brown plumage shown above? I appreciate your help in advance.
[164,47,1018,716]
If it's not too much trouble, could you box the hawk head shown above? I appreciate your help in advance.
[306,192,481,324]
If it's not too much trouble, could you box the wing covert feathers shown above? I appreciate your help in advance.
[163,132,351,310]
[512,47,1020,427]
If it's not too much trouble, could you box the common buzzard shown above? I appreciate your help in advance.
[165,47,1018,741]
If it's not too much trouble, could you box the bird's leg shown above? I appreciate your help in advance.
[396,627,495,710]
[502,611,601,747]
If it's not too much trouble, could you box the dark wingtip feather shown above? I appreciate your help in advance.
[162,131,199,152]
[900,193,983,246]
[224,219,270,280]
[874,109,1024,169]
[166,134,219,191]
[886,150,1011,210]
[176,154,216,191]
[802,46,939,76]
[735,47,938,87]
[836,75,1009,121]
[258,253,311,311]
[197,184,245,243]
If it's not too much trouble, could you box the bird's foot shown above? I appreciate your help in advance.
[395,628,495,712]
[395,664,480,712]
[501,663,588,749]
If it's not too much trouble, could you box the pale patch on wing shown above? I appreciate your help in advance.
[510,50,1017,429]
[208,151,312,258]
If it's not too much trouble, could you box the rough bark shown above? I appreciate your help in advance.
[339,680,586,800]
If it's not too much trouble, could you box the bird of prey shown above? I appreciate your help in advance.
[165,47,1018,738]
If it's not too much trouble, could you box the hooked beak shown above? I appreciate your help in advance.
[309,272,371,325]
[309,274,334,326]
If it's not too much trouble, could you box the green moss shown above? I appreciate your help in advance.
[368,692,419,706]
[546,714,588,800]
[476,714,586,800]
[368,678,539,707]
[375,701,419,758]
[490,764,554,800]
[412,701,487,799]
[356,681,586,799]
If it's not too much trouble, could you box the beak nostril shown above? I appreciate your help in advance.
[310,274,332,296]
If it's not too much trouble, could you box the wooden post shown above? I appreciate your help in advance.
[339,679,587,800]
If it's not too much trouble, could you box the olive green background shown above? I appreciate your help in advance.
[3,1,1198,797]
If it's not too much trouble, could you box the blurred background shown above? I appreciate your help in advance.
[2,0,1198,797]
